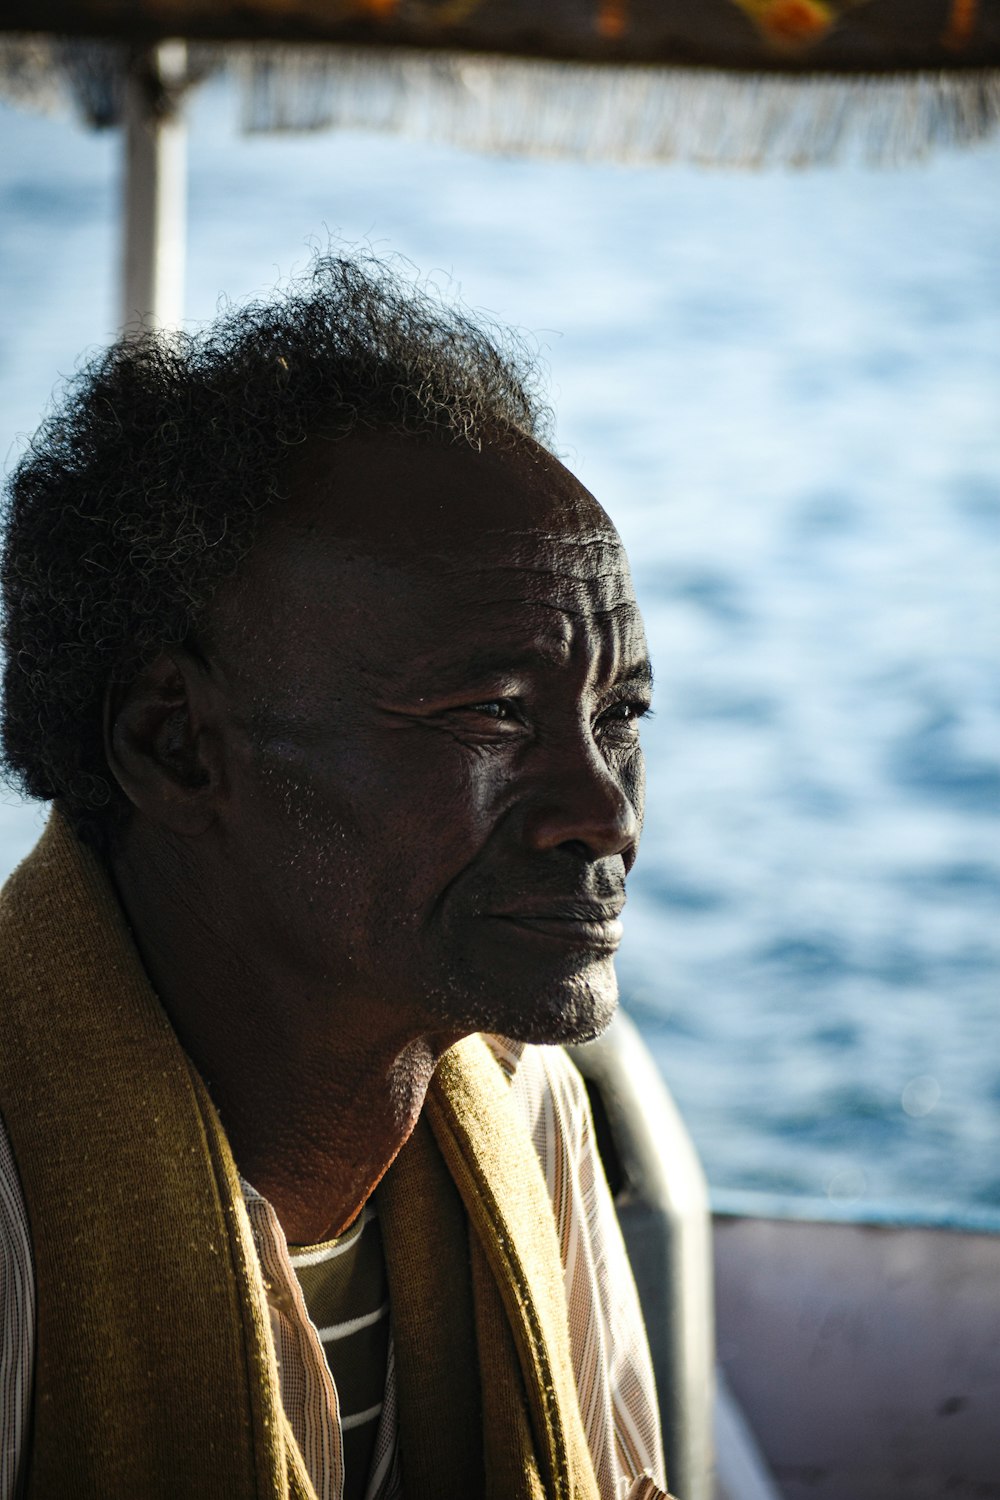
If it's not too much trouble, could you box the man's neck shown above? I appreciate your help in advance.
[109,826,455,1244]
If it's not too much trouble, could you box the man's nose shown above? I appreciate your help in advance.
[519,742,640,863]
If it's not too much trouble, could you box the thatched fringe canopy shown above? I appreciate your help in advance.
[1,0,1000,71]
[2,2,1000,165]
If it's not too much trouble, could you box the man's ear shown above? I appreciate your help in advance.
[103,650,225,837]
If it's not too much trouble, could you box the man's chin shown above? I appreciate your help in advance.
[516,983,619,1047]
[447,970,619,1049]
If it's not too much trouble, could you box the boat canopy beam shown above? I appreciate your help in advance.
[2,0,1000,72]
[120,42,188,333]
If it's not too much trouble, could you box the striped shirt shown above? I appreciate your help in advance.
[288,1206,391,1500]
[1,1035,666,1500]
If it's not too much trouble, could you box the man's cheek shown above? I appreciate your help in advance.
[622,747,646,843]
[396,750,507,850]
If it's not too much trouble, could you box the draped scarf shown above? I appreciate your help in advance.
[0,811,600,1500]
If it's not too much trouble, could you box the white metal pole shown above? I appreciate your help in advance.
[120,42,188,334]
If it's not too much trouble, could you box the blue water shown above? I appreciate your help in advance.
[1,79,998,1213]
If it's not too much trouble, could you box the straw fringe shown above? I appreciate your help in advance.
[2,34,999,166]
[0,36,124,125]
[237,48,1000,168]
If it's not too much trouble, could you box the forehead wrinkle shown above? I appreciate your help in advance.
[402,522,620,551]
[439,562,636,610]
[455,564,631,588]
[452,593,619,616]
[419,597,645,682]
[399,525,626,572]
[417,567,630,606]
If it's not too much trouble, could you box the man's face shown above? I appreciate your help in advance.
[203,432,651,1047]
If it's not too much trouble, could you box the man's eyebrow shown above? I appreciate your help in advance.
[615,659,654,690]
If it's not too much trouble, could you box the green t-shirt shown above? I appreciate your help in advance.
[289,1207,390,1500]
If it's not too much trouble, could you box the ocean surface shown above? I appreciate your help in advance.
[1,77,998,1216]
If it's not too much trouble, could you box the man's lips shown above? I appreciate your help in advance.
[487,900,625,951]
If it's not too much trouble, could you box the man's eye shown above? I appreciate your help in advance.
[465,700,513,720]
[598,700,652,731]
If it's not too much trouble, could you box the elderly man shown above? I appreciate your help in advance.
[0,256,669,1500]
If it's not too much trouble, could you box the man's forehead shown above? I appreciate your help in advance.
[354,549,643,665]
[277,428,617,555]
[208,431,641,680]
[221,520,639,655]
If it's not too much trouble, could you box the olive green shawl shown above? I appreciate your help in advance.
[0,811,599,1499]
